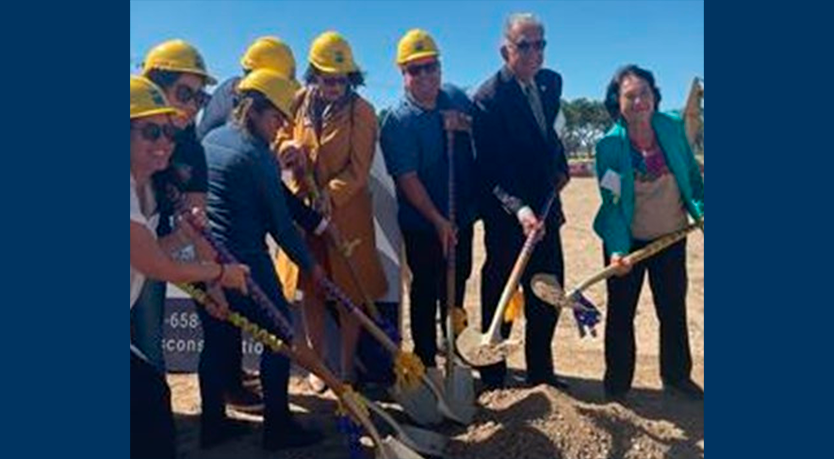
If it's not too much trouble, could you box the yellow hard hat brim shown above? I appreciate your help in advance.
[131,106,183,120]
[398,50,439,66]
[310,60,357,75]
[144,64,217,85]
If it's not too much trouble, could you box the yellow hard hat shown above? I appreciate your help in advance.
[238,69,296,119]
[142,39,217,85]
[396,29,440,66]
[241,36,297,79]
[130,75,180,119]
[308,31,358,74]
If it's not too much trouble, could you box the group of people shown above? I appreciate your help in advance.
[130,12,704,459]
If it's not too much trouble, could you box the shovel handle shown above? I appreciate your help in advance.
[366,399,407,439]
[445,127,458,373]
[567,219,704,298]
[483,187,560,343]
[169,185,296,341]
[319,276,400,353]
[320,275,450,417]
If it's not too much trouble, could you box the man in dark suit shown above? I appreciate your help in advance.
[472,13,571,390]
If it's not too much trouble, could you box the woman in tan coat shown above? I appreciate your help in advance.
[276,31,387,387]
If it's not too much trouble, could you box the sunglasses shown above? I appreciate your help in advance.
[404,61,440,77]
[174,84,210,108]
[133,122,178,143]
[513,39,547,53]
[320,75,348,87]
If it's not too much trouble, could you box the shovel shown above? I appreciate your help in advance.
[366,398,448,456]
[291,341,423,459]
[531,219,704,337]
[283,335,424,459]
[441,114,476,417]
[320,277,473,425]
[175,204,423,458]
[180,283,424,459]
[282,175,445,424]
[456,188,561,367]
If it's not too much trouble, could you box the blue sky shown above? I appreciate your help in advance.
[130,0,703,111]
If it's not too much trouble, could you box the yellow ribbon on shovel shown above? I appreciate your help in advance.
[394,352,426,392]
[451,307,469,336]
[337,384,370,421]
[504,288,525,322]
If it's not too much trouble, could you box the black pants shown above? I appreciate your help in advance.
[604,239,693,394]
[131,351,176,459]
[479,214,564,386]
[403,224,473,368]
[198,254,293,439]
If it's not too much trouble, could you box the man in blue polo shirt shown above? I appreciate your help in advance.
[380,29,477,369]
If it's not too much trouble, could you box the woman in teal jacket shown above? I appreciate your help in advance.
[593,65,704,402]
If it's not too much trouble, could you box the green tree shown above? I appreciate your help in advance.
[561,98,612,158]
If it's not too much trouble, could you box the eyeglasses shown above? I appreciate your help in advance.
[513,39,547,53]
[320,75,348,87]
[404,61,440,77]
[174,84,210,108]
[132,122,178,142]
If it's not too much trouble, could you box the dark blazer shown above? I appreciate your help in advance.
[202,123,315,271]
[472,66,569,225]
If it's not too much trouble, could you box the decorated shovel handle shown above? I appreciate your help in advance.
[568,219,704,297]
[445,127,458,372]
[483,187,560,340]
[178,283,383,446]
[167,184,295,341]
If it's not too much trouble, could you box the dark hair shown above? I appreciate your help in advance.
[604,64,662,122]
[232,90,283,137]
[303,64,365,89]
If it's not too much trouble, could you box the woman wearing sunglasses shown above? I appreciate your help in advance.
[131,39,217,375]
[275,31,387,390]
[201,69,327,451]
[130,75,249,459]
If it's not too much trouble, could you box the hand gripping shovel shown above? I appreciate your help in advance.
[173,200,422,458]
[531,218,704,337]
[456,188,560,367]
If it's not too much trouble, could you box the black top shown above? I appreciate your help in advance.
[152,124,209,236]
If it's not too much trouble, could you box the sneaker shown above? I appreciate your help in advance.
[225,385,264,414]
[664,378,704,401]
